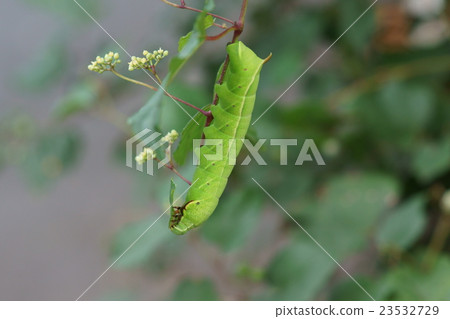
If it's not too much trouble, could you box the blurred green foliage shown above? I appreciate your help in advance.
[3,0,449,301]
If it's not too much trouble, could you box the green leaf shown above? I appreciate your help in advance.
[201,189,263,252]
[330,277,377,301]
[20,129,82,188]
[265,239,335,300]
[380,255,450,300]
[307,173,399,259]
[412,136,450,182]
[274,99,337,142]
[15,41,67,91]
[159,83,210,134]
[169,179,176,207]
[127,85,165,134]
[171,279,219,301]
[204,0,215,12]
[336,0,375,52]
[111,214,172,269]
[169,12,214,83]
[375,195,426,252]
[356,81,435,147]
[53,81,98,119]
[379,82,434,133]
[173,105,210,165]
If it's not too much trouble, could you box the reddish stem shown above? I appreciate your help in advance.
[156,158,192,185]
[206,26,237,41]
[168,165,192,185]
[161,0,234,24]
[211,0,247,106]
[167,92,210,117]
[213,22,229,30]
[212,56,230,106]
[110,68,204,116]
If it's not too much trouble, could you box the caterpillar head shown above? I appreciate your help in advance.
[169,201,195,235]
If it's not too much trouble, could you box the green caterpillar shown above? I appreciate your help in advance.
[170,41,269,235]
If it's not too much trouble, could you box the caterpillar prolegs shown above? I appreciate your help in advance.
[170,41,269,235]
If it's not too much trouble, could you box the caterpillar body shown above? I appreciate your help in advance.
[170,41,269,235]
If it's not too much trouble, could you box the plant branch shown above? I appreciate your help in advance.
[160,0,234,24]
[423,213,450,270]
[111,68,158,91]
[213,22,230,29]
[156,157,192,185]
[206,26,238,41]
[211,0,248,105]
[149,65,163,84]
[110,68,209,117]
[169,165,192,185]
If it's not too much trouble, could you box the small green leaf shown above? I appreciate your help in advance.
[127,84,165,134]
[15,41,67,91]
[330,277,377,301]
[201,189,263,252]
[173,105,210,165]
[356,81,435,148]
[169,12,214,83]
[171,279,219,301]
[204,0,215,12]
[307,173,399,259]
[169,179,176,207]
[337,0,375,52]
[53,81,98,119]
[380,255,450,300]
[375,195,426,252]
[111,214,172,269]
[412,136,450,182]
[20,129,82,188]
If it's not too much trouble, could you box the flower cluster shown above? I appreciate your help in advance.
[161,130,179,144]
[135,147,156,165]
[88,52,121,73]
[128,48,169,71]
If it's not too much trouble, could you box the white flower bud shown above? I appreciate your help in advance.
[135,154,145,165]
[162,130,179,144]
[145,148,156,159]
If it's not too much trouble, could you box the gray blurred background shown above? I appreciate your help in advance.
[0,0,174,300]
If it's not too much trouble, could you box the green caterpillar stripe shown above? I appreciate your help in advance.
[170,41,268,235]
